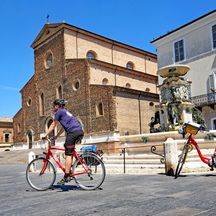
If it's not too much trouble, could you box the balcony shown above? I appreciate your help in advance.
[191,93,216,107]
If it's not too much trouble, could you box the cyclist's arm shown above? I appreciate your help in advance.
[43,120,59,138]
[55,126,65,138]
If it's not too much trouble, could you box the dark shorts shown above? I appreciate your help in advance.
[64,131,84,156]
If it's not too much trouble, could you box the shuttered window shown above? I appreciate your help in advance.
[212,24,216,49]
[174,40,184,62]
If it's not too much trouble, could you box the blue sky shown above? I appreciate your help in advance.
[0,0,215,117]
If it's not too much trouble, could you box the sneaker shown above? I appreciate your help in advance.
[57,177,69,185]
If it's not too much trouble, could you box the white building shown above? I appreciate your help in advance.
[151,10,216,129]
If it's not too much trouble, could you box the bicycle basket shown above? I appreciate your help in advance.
[185,123,200,135]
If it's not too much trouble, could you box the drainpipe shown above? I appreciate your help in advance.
[138,94,142,134]
[144,55,147,73]
[76,31,78,58]
[111,42,114,64]
[114,67,117,87]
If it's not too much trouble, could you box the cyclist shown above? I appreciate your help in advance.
[42,99,84,185]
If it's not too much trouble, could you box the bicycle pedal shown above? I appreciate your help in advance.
[68,177,74,182]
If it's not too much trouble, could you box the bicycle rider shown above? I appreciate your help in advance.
[42,99,84,185]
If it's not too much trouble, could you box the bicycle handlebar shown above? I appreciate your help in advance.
[41,137,55,146]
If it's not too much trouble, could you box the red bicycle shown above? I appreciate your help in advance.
[26,137,106,191]
[175,122,216,178]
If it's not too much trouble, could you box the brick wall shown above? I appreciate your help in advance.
[114,88,159,135]
[13,109,24,143]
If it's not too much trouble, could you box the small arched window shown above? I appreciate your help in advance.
[126,61,134,70]
[126,83,131,88]
[86,51,97,59]
[102,78,108,85]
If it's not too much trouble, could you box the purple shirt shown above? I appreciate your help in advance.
[54,108,83,133]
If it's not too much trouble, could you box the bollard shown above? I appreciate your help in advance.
[28,151,36,172]
[164,138,178,176]
[28,151,36,163]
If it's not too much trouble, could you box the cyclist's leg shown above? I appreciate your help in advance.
[65,132,83,173]
[57,131,83,185]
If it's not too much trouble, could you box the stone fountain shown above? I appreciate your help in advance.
[150,65,195,132]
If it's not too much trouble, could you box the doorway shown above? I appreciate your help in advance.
[27,130,33,149]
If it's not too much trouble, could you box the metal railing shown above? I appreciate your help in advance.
[191,92,216,106]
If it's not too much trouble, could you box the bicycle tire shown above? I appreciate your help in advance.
[72,153,106,190]
[175,145,188,179]
[26,157,56,191]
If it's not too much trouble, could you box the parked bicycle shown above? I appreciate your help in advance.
[26,137,106,191]
[175,122,216,178]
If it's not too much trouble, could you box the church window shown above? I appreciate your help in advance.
[72,79,80,91]
[17,123,21,133]
[96,102,104,116]
[39,93,45,116]
[56,85,63,99]
[125,83,131,88]
[102,78,108,85]
[126,61,134,70]
[86,51,97,59]
[27,97,32,107]
[45,51,53,69]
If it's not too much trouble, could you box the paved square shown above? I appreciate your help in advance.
[0,164,216,216]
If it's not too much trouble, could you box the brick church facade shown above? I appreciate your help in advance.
[13,23,159,147]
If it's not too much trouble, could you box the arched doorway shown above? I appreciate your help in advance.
[26,130,33,149]
[211,118,216,130]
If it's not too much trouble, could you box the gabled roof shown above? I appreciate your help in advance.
[31,23,63,48]
[32,22,156,58]
[151,9,216,43]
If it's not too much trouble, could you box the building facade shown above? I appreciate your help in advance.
[0,118,13,149]
[151,10,216,129]
[13,23,159,147]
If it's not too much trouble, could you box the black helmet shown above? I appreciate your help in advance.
[53,99,67,107]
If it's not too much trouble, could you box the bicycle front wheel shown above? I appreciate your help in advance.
[175,145,189,179]
[72,153,106,190]
[26,157,56,191]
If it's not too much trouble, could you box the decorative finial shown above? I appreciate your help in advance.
[46,14,50,23]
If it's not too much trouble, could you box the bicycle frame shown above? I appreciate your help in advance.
[187,134,216,166]
[42,144,90,177]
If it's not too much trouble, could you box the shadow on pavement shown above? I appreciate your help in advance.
[52,184,81,192]
[52,185,104,192]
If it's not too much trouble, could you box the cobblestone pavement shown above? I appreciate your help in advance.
[0,164,216,216]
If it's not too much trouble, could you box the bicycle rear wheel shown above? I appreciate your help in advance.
[72,153,106,190]
[26,157,56,191]
[175,145,189,179]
